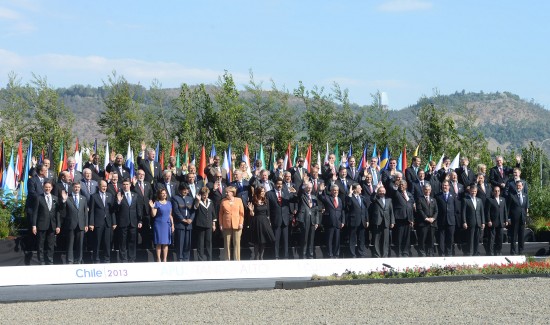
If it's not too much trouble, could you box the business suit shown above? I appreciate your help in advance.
[296,192,320,258]
[476,183,491,205]
[369,197,395,258]
[271,168,286,182]
[64,194,88,264]
[116,191,143,262]
[461,196,485,256]
[26,175,45,218]
[205,165,229,184]
[83,162,105,182]
[62,169,83,184]
[435,192,460,256]
[392,190,414,257]
[207,181,227,218]
[405,166,421,192]
[132,180,154,249]
[319,194,345,258]
[455,166,475,187]
[345,194,370,257]
[507,192,529,255]
[381,169,401,189]
[425,172,441,196]
[137,157,162,185]
[489,163,519,190]
[107,181,120,197]
[505,179,528,197]
[267,189,295,259]
[32,193,62,264]
[360,182,377,202]
[172,194,194,261]
[193,198,217,261]
[156,180,178,199]
[80,179,98,201]
[449,181,464,199]
[291,166,308,188]
[346,166,360,183]
[88,191,116,263]
[364,166,381,187]
[186,180,205,200]
[415,196,438,256]
[485,196,508,255]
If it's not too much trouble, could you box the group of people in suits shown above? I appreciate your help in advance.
[27,142,529,264]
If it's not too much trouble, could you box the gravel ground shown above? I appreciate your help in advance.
[1,278,549,324]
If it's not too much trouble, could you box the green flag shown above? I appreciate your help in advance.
[334,143,340,167]
[424,153,432,172]
[259,144,265,170]
[176,149,180,168]
[292,144,299,166]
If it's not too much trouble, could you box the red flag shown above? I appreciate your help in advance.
[170,139,176,157]
[402,145,407,177]
[62,150,68,171]
[304,144,312,173]
[184,143,189,165]
[75,137,79,153]
[15,139,23,181]
[159,150,165,170]
[284,143,292,170]
[198,146,207,180]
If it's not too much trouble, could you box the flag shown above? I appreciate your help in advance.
[155,141,160,163]
[334,144,340,167]
[413,144,419,157]
[0,140,4,186]
[259,144,265,171]
[2,149,16,200]
[183,143,189,166]
[176,149,180,168]
[304,143,312,173]
[346,143,353,168]
[227,144,233,182]
[62,150,68,171]
[93,138,98,154]
[159,150,165,170]
[198,146,207,180]
[424,154,432,172]
[283,143,292,170]
[210,143,216,158]
[358,143,368,172]
[450,152,460,170]
[191,152,196,166]
[292,144,299,167]
[396,151,403,172]
[324,142,329,164]
[317,151,322,170]
[57,140,64,174]
[222,150,230,181]
[125,141,135,179]
[104,141,110,180]
[170,139,176,158]
[434,154,445,172]
[372,143,378,158]
[38,149,44,165]
[267,143,275,173]
[401,145,407,176]
[243,143,251,176]
[380,147,390,170]
[22,138,33,197]
[15,139,23,181]
[74,138,82,172]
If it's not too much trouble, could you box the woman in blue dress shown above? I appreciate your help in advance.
[149,189,174,262]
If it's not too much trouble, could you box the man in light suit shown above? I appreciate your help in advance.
[369,187,395,258]
[485,186,508,256]
[461,185,485,256]
[296,182,320,259]
[116,179,143,262]
[88,180,116,263]
[31,181,62,265]
[63,182,88,264]
[507,181,529,255]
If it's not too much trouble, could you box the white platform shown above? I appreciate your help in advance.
[0,256,526,287]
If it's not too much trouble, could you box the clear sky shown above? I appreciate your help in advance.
[1,0,549,110]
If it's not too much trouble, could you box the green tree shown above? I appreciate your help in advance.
[0,72,32,149]
[242,70,275,146]
[145,79,174,152]
[364,91,404,156]
[332,82,365,154]
[270,81,297,155]
[214,71,246,151]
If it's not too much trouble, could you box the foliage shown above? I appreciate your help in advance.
[214,70,246,151]
[332,82,365,153]
[364,91,405,156]
[0,193,27,238]
[269,82,298,154]
[242,70,276,146]
[0,72,33,149]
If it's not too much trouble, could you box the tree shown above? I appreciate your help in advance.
[214,71,246,151]
[332,82,365,154]
[242,70,275,146]
[97,71,145,154]
[270,81,297,154]
[144,79,175,152]
[364,91,404,156]
[0,72,33,149]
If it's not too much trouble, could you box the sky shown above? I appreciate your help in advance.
[0,0,549,110]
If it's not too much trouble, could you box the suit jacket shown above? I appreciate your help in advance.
[405,166,421,192]
[381,169,402,188]
[156,180,178,199]
[436,167,453,183]
[476,183,492,205]
[186,180,205,199]
[106,163,130,184]
[271,169,286,182]
[505,179,528,197]
[415,195,438,227]
[137,157,162,185]
[116,192,143,228]
[364,166,382,186]
[369,197,395,228]
[26,176,45,216]
[266,189,295,227]
[107,181,120,197]
[485,196,508,228]
[218,197,244,230]
[392,190,414,222]
[449,181,464,199]
[346,166,360,183]
[88,191,116,228]
[132,180,154,217]
[360,182,377,202]
[435,192,460,227]
[333,178,351,208]
[461,196,485,227]
[172,194,194,230]
[207,181,227,215]
[296,192,320,226]
[290,166,308,188]
[345,194,369,227]
[32,194,62,230]
[194,198,216,229]
[62,169,83,184]
[411,179,431,201]
[253,179,275,193]
[64,194,88,230]
[489,164,519,189]
[455,166,475,187]
[80,179,98,201]
[319,194,345,228]
[83,162,105,182]
[205,165,228,184]
[507,193,529,223]
[231,179,250,207]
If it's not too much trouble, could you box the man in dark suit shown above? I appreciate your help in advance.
[186,172,204,199]
[449,172,464,199]
[61,156,83,184]
[207,171,227,217]
[346,156,360,183]
[80,168,98,201]
[411,170,430,200]
[345,183,369,258]
[231,170,249,207]
[507,181,529,255]
[30,158,57,183]
[308,164,325,196]
[437,156,453,183]
[156,170,178,199]
[88,180,116,263]
[319,184,345,258]
[137,146,162,186]
[461,185,485,256]
[455,157,475,187]
[415,183,438,257]
[405,156,422,193]
[425,160,441,196]
[115,179,143,262]
[290,157,308,188]
[171,184,195,261]
[489,155,521,191]
[369,186,395,258]
[485,186,508,256]
[270,158,286,182]
[106,153,130,186]
[435,181,460,256]
[504,168,528,197]
[63,182,88,264]
[26,164,47,220]
[392,181,414,257]
[381,158,401,189]
[205,155,228,184]
[107,173,120,196]
[360,172,377,202]
[296,182,320,259]
[132,169,154,249]
[332,167,351,209]
[31,181,62,265]
[267,178,296,259]
[83,153,105,182]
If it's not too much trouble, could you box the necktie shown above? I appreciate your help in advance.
[356,195,361,207]
[277,191,282,206]
[218,184,223,194]
[464,168,468,177]
[342,180,347,193]
[426,196,430,206]
[369,184,373,193]
[420,181,424,187]
[70,170,74,182]
[87,181,91,193]
[333,197,338,208]
[445,193,448,201]
[74,195,79,209]
[403,191,409,201]
[126,192,132,205]
[150,161,155,177]
[313,179,317,192]
[453,182,458,194]
[139,182,144,195]
[101,193,105,206]
[372,169,378,185]
[95,164,99,173]
[114,183,118,193]
[166,183,171,197]
[472,197,477,210]
[46,195,52,210]
[499,167,503,177]
[519,193,523,205]
[299,168,303,179]
[351,169,355,179]
[308,194,312,208]
[381,198,385,208]
[40,178,44,186]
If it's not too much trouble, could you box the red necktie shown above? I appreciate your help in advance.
[313,179,317,192]
[114,183,118,193]
[277,191,282,206]
[334,197,338,208]
[499,167,503,177]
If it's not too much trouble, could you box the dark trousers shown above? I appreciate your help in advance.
[395,220,411,256]
[300,223,316,258]
[92,226,112,263]
[372,225,390,257]
[416,225,435,256]
[464,225,481,256]
[37,228,56,265]
[174,228,192,261]
[438,225,455,256]
[119,226,137,262]
[66,228,84,264]
[325,226,341,257]
[487,226,504,255]
[272,224,289,259]
[510,220,525,254]
[139,215,153,249]
[195,226,212,261]
[348,225,367,257]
